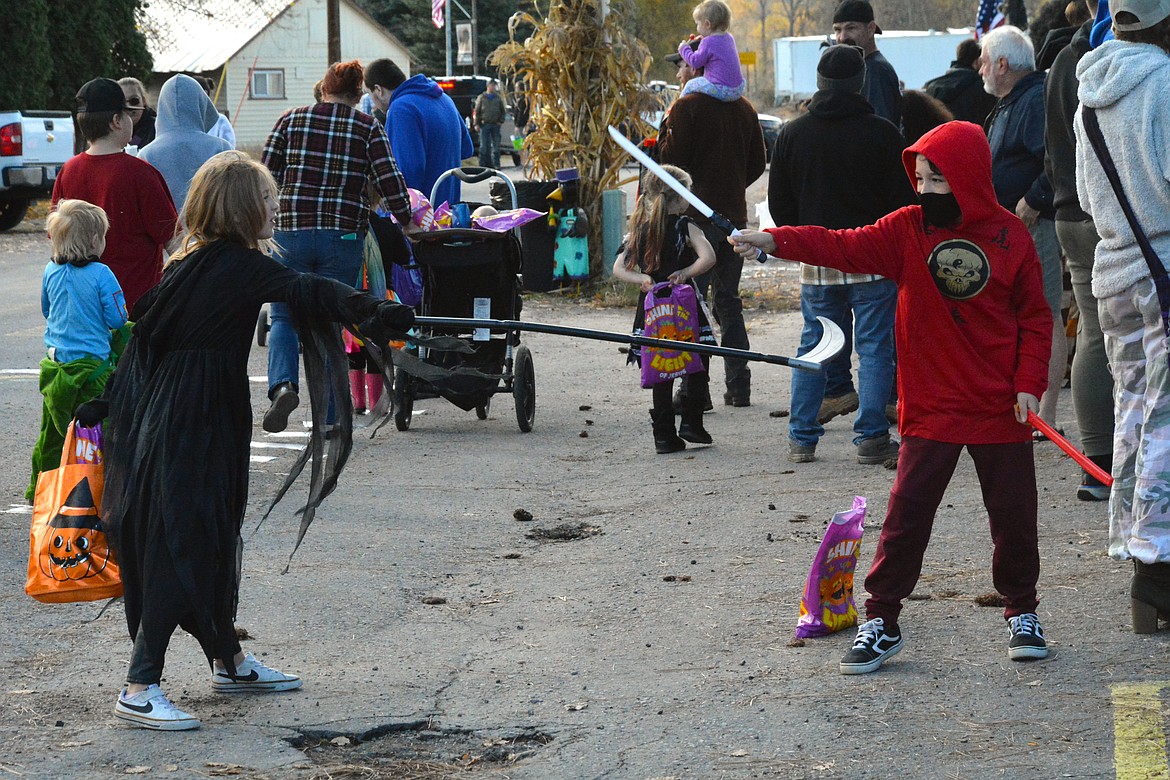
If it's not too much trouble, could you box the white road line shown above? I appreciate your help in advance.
[249,442,304,451]
[4,504,32,514]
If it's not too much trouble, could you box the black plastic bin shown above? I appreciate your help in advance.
[492,179,557,292]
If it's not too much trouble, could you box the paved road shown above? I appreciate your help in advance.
[0,211,1163,780]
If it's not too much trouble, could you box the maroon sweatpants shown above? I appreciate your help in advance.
[863,435,1040,626]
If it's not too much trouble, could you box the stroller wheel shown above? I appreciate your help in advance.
[476,397,491,420]
[513,345,535,433]
[393,366,413,431]
[256,308,269,347]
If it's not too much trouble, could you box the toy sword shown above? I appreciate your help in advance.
[607,125,767,262]
[1027,411,1113,486]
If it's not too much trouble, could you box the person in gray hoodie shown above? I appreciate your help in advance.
[1073,0,1170,632]
[139,74,232,213]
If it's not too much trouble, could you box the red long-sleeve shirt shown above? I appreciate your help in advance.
[766,121,1051,444]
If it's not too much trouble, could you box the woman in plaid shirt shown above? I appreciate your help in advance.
[261,60,419,432]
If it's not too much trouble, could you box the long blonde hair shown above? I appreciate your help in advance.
[172,151,278,263]
[623,164,691,274]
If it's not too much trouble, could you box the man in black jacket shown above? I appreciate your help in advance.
[924,39,997,126]
[980,24,1067,432]
[770,45,914,464]
[659,48,766,409]
[1044,0,1113,501]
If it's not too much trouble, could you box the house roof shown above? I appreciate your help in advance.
[138,0,412,74]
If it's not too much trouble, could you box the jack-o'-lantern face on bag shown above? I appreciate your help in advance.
[40,478,111,582]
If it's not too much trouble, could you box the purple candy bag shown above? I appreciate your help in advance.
[72,422,103,466]
[640,282,704,388]
[795,496,866,638]
[472,208,548,232]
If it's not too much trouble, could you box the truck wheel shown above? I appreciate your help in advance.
[0,200,30,232]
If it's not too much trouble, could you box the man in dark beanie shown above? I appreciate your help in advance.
[823,0,903,424]
[769,44,914,465]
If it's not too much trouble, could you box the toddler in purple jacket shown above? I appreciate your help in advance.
[679,0,745,102]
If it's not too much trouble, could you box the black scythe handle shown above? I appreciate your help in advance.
[412,316,821,372]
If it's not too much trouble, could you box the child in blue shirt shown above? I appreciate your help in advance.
[27,199,127,501]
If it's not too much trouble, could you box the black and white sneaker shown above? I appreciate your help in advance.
[212,653,303,693]
[114,684,200,731]
[1007,613,1049,660]
[840,617,904,675]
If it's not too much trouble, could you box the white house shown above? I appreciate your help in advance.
[139,0,414,152]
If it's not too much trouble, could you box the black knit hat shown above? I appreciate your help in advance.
[816,45,866,93]
[833,0,883,34]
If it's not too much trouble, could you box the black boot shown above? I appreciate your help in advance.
[1131,560,1170,633]
[678,396,712,445]
[650,408,686,454]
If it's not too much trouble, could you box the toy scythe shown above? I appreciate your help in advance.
[414,316,845,372]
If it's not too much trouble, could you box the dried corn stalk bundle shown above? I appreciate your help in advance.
[490,0,657,279]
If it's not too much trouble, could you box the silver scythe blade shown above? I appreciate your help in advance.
[798,316,846,368]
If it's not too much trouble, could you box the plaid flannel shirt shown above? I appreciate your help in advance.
[262,103,412,233]
[799,263,882,286]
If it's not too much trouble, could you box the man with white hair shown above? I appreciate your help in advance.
[979,25,1067,434]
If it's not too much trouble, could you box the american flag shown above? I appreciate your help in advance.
[432,0,445,28]
[975,0,1005,39]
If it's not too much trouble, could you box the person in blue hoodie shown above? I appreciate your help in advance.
[363,60,474,207]
[138,74,232,214]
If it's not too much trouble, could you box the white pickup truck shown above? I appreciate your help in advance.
[0,110,74,231]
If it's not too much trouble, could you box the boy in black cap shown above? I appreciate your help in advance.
[51,78,178,311]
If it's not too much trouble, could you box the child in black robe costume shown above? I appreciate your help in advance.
[93,151,415,730]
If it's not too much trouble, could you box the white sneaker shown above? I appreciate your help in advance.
[212,653,303,693]
[114,685,200,731]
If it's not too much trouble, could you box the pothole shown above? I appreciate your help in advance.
[524,522,602,542]
[289,721,554,778]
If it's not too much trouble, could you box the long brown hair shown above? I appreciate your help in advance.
[172,151,278,263]
[624,164,691,274]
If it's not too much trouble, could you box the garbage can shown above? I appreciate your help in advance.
[492,180,558,292]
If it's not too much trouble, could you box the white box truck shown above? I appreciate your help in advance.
[773,29,975,105]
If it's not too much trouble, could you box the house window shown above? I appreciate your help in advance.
[250,69,285,100]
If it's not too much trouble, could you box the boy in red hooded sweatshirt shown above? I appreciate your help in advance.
[731,121,1052,673]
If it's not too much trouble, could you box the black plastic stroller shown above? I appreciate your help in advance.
[393,167,535,432]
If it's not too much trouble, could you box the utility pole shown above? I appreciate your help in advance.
[327,0,341,64]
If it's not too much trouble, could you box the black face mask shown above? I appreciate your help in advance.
[920,192,962,228]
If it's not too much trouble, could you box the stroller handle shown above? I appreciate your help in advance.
[430,167,518,210]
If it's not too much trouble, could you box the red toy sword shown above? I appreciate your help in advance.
[1028,411,1112,487]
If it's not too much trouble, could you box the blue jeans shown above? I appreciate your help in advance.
[478,123,501,169]
[789,280,897,446]
[268,229,364,402]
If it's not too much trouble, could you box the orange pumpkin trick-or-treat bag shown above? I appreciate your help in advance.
[26,421,122,603]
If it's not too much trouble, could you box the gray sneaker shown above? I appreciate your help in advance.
[858,435,899,465]
[788,441,816,463]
